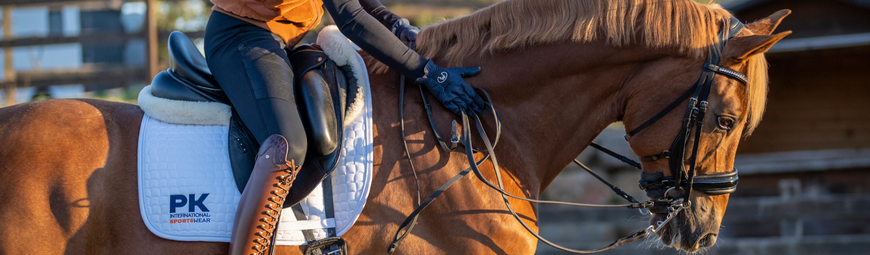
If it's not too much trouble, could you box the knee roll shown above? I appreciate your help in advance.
[296,70,339,156]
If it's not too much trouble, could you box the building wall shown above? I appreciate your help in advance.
[733,0,870,154]
[732,0,870,38]
[720,1,870,254]
[737,45,870,154]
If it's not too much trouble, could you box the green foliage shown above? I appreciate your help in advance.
[123,85,146,102]
[87,86,144,104]
[155,0,212,32]
[30,91,52,101]
[155,0,212,67]
[92,89,108,99]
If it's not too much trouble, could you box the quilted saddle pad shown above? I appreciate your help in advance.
[137,26,373,245]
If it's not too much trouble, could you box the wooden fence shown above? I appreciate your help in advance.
[0,0,203,106]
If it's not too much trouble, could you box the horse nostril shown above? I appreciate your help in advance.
[698,233,718,248]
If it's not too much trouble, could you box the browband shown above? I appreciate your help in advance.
[705,64,748,84]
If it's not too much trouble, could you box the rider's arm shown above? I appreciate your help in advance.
[323,0,427,79]
[322,0,485,115]
[358,0,403,29]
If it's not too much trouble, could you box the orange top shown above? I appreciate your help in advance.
[211,0,324,46]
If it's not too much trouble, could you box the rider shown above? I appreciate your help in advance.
[203,0,485,254]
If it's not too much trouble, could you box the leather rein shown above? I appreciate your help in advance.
[388,18,747,254]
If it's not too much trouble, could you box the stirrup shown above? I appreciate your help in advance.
[304,237,348,255]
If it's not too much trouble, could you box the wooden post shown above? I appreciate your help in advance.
[3,7,16,106]
[145,0,158,79]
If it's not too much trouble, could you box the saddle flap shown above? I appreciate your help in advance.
[287,45,351,160]
[229,110,260,192]
[283,59,349,207]
[231,44,357,200]
[297,69,341,156]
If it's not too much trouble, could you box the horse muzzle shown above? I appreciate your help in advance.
[650,195,722,253]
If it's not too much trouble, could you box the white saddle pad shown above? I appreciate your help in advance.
[137,26,373,245]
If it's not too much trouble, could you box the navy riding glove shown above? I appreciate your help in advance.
[415,60,485,116]
[392,18,419,44]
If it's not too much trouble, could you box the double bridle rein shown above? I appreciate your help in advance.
[389,17,748,254]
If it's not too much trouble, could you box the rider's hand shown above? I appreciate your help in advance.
[415,60,485,116]
[392,18,420,44]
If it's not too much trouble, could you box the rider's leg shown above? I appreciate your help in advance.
[230,134,300,255]
[205,11,307,159]
[205,11,305,255]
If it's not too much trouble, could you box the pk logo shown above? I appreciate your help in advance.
[170,193,210,213]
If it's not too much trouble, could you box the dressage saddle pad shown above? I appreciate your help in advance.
[136,26,373,245]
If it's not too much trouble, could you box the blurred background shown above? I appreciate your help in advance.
[0,0,491,105]
[0,0,867,254]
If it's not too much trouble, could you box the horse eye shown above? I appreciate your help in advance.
[717,116,735,130]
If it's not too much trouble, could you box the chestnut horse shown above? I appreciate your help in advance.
[0,1,791,254]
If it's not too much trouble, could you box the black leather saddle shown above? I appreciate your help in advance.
[150,31,358,208]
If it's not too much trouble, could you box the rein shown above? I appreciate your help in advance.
[388,17,746,254]
[391,83,662,254]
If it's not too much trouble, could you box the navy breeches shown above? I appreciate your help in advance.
[204,11,307,164]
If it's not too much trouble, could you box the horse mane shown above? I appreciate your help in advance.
[370,0,767,134]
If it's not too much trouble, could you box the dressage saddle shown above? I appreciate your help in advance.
[150,31,357,208]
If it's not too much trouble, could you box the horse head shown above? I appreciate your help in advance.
[621,10,792,252]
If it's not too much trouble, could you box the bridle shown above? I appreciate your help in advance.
[626,17,746,209]
[388,17,749,254]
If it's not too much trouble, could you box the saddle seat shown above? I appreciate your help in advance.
[151,32,228,104]
[150,31,356,207]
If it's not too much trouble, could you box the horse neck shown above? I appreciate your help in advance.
[459,40,664,194]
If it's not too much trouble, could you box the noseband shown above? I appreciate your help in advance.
[623,17,746,203]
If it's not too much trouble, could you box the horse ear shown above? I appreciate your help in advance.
[725,31,792,61]
[746,9,791,35]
